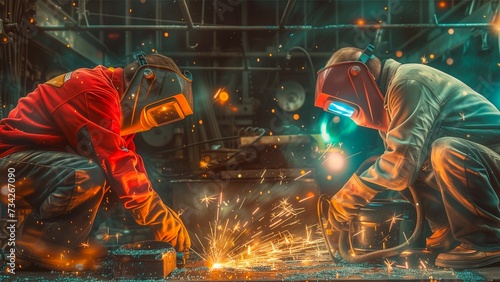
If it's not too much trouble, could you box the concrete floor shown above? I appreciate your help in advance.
[2,251,499,281]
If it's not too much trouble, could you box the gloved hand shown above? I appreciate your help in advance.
[328,174,379,231]
[130,193,191,252]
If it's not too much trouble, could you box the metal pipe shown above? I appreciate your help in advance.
[396,0,474,51]
[162,51,333,58]
[178,0,194,29]
[125,0,131,58]
[180,66,282,71]
[38,22,493,31]
[279,0,296,29]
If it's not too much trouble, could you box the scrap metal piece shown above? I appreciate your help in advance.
[113,241,177,279]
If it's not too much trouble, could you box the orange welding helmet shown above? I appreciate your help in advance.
[314,45,388,132]
[120,52,193,136]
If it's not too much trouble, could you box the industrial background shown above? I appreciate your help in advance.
[1,0,500,280]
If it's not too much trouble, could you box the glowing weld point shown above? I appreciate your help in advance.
[212,262,223,269]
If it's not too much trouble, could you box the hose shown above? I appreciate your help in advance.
[318,184,424,263]
[337,184,424,263]
[317,194,339,263]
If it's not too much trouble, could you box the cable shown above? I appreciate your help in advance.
[339,184,424,263]
[286,46,316,88]
[317,194,339,263]
[318,154,425,263]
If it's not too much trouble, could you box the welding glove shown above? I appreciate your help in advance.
[130,193,191,252]
[328,174,379,231]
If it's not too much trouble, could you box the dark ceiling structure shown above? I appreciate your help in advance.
[1,0,500,184]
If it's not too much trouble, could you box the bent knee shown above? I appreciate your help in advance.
[430,137,467,166]
[75,162,106,194]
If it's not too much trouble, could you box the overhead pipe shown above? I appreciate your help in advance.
[178,0,194,29]
[158,51,333,58]
[396,0,477,52]
[179,66,282,71]
[38,22,493,32]
[279,0,296,29]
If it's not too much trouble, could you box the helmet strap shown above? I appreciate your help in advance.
[358,44,375,63]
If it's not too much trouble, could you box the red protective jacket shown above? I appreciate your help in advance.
[0,66,188,249]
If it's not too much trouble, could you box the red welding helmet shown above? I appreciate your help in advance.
[314,45,389,132]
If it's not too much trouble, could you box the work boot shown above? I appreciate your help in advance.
[76,236,109,259]
[16,228,96,272]
[435,243,500,269]
[425,225,459,252]
[15,255,33,270]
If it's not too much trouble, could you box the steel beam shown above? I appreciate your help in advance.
[38,22,493,32]
[279,0,296,29]
[178,0,194,29]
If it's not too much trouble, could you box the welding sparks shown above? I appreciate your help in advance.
[200,194,218,207]
[419,258,429,269]
[386,212,405,232]
[178,207,188,216]
[298,193,315,203]
[384,258,395,272]
[79,241,90,249]
[278,171,286,185]
[294,170,311,181]
[193,196,329,270]
[317,142,333,160]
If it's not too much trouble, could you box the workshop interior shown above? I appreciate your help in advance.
[1,0,500,280]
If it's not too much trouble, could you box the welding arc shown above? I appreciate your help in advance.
[337,184,424,263]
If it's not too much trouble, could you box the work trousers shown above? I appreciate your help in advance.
[0,151,106,258]
[416,137,500,251]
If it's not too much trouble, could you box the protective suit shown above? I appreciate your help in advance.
[316,51,500,268]
[0,58,192,271]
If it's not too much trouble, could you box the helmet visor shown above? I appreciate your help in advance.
[120,65,193,136]
[314,61,388,131]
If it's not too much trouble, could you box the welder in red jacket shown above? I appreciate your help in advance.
[0,53,193,271]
